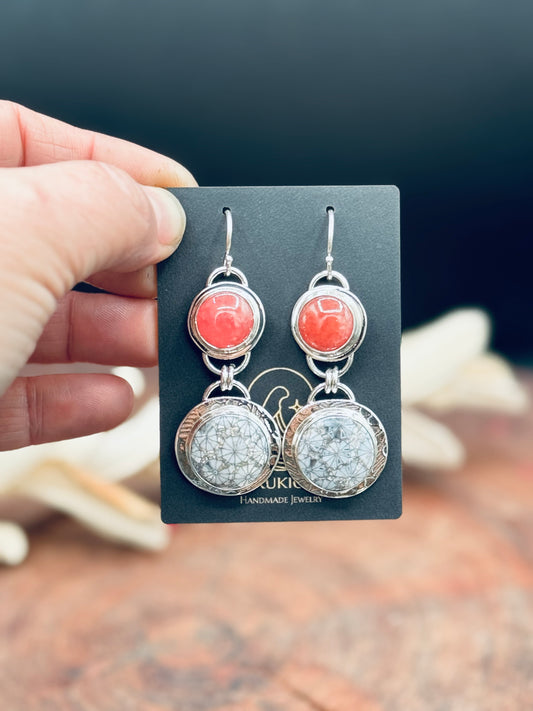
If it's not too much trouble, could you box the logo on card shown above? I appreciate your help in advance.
[248,367,313,472]
[241,367,322,503]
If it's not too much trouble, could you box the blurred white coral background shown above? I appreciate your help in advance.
[402,309,528,469]
[0,309,528,565]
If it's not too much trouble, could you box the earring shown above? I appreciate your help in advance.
[283,207,388,498]
[175,208,280,496]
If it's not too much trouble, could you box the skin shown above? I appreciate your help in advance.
[0,101,197,450]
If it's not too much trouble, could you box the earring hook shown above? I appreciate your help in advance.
[223,207,233,275]
[326,206,335,279]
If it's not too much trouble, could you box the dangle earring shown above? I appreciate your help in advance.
[283,207,388,498]
[175,208,280,496]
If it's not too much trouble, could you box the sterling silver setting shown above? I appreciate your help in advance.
[291,279,367,361]
[283,397,388,498]
[188,279,265,359]
[176,396,280,496]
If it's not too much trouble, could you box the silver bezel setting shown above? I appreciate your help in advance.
[291,285,367,361]
[175,397,280,496]
[282,399,388,498]
[188,282,265,359]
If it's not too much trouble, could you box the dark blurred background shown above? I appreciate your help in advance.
[1,0,532,360]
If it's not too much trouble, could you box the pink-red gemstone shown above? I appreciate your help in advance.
[298,295,354,352]
[196,291,254,349]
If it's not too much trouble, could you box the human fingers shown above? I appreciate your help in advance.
[86,265,158,298]
[0,161,184,395]
[29,292,158,367]
[0,374,134,450]
[0,100,197,187]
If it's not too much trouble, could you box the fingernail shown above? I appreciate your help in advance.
[144,187,186,247]
[169,161,198,187]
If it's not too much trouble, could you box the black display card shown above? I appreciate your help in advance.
[158,186,401,523]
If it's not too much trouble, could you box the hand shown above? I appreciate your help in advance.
[0,101,196,450]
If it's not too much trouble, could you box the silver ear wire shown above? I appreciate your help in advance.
[223,207,233,275]
[326,206,334,279]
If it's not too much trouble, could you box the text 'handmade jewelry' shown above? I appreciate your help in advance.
[283,207,388,498]
[175,208,280,496]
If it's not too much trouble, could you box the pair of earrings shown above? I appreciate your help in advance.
[175,207,388,499]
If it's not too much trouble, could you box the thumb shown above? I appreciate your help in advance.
[0,160,186,282]
[0,160,186,393]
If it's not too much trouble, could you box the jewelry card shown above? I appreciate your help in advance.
[158,186,401,523]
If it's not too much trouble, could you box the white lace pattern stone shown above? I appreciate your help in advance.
[295,412,377,492]
[190,410,270,491]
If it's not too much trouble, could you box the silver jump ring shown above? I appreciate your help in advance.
[326,207,334,279]
[202,352,251,376]
[219,364,235,391]
[324,367,340,394]
[203,379,251,401]
[306,354,354,379]
[223,207,233,275]
[206,265,249,287]
[308,269,350,290]
[308,382,355,403]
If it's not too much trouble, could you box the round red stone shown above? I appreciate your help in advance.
[298,295,354,352]
[196,291,254,349]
